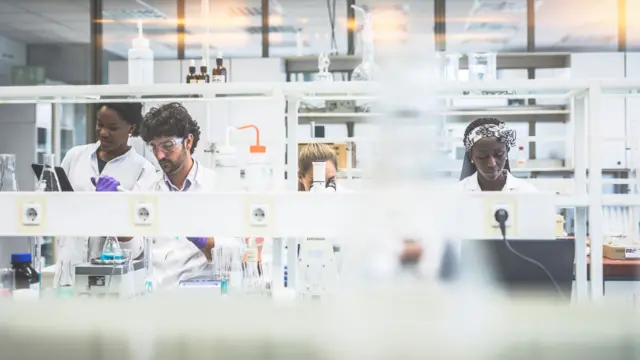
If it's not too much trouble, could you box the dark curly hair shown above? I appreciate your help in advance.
[139,102,201,154]
[460,117,510,180]
[97,102,144,136]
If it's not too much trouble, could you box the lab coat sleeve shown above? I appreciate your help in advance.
[119,236,144,260]
[136,161,158,191]
[60,146,79,176]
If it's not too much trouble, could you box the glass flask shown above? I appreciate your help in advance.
[0,154,18,192]
[314,53,334,82]
[437,52,462,81]
[38,154,61,192]
[101,236,123,261]
[468,52,497,82]
[351,5,381,82]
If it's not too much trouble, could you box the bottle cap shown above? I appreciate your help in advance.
[11,253,32,263]
[132,20,150,48]
[237,124,266,153]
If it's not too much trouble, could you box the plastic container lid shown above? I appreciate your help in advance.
[11,253,32,263]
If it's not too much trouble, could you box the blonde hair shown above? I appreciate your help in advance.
[298,143,338,191]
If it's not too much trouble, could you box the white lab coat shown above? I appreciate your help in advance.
[54,143,157,286]
[128,136,161,171]
[123,161,236,289]
[456,171,539,193]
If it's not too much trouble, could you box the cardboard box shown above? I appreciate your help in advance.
[603,243,640,260]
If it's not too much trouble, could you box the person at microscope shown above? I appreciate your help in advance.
[54,102,157,287]
[122,102,237,289]
[457,117,538,193]
[298,143,346,193]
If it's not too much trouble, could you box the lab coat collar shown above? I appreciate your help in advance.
[90,141,138,173]
[463,171,520,192]
[163,159,200,192]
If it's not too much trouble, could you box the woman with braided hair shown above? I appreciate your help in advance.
[458,117,538,192]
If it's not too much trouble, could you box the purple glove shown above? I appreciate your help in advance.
[187,237,208,249]
[91,176,121,192]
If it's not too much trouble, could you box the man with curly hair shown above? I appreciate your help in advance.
[122,102,234,288]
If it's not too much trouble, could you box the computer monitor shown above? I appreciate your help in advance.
[460,238,575,300]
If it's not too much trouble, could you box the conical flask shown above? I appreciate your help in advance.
[39,154,61,192]
[101,236,123,261]
[0,154,18,192]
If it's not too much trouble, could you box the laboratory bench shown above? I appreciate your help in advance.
[583,257,640,305]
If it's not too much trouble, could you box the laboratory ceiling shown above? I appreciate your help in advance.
[0,0,635,58]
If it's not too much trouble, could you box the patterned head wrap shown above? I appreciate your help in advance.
[463,123,516,152]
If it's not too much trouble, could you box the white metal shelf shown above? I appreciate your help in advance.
[0,79,593,104]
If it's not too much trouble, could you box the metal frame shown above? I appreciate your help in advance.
[0,80,637,302]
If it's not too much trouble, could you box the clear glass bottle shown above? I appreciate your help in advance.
[314,53,334,82]
[0,154,18,192]
[468,52,497,82]
[101,236,123,261]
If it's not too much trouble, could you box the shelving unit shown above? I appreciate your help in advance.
[0,80,636,303]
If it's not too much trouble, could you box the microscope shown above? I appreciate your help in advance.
[297,161,339,299]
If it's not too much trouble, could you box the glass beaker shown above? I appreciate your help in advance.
[468,52,497,82]
[0,154,18,191]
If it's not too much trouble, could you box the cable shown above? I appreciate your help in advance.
[325,0,338,53]
[494,209,567,301]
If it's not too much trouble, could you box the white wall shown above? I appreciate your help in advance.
[0,104,36,268]
[0,34,27,86]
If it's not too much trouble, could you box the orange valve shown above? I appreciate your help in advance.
[238,124,266,153]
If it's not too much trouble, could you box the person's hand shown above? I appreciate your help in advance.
[187,237,215,261]
[91,176,121,192]
[187,237,208,249]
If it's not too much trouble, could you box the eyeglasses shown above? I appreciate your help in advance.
[149,137,184,154]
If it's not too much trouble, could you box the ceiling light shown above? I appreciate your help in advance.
[102,9,165,20]
[471,0,543,14]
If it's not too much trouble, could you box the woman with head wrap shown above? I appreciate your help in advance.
[458,117,538,192]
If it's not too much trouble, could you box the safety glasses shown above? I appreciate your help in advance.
[149,137,184,154]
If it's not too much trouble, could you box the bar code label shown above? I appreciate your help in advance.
[624,248,640,259]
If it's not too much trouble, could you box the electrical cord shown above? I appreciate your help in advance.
[325,0,338,53]
[494,209,567,301]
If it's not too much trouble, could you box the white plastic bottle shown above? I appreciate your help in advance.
[238,124,273,192]
[214,127,241,191]
[128,20,154,85]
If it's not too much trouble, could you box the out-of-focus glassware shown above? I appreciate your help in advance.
[0,268,14,297]
[38,154,61,192]
[0,154,18,192]
[314,53,334,82]
[351,5,381,82]
[468,52,497,82]
[437,52,462,81]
